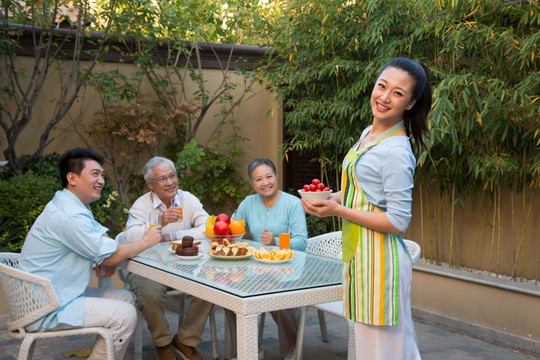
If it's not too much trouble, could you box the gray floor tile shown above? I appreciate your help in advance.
[0,306,536,359]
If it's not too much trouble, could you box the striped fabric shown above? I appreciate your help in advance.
[340,122,404,327]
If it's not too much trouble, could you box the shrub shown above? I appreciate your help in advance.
[175,139,251,215]
[0,171,58,251]
[0,154,128,251]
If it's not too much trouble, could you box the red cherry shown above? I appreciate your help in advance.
[312,179,321,186]
[309,184,317,192]
[317,183,325,190]
[323,187,331,191]
[303,184,310,191]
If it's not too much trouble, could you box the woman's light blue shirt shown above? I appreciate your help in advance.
[233,190,308,251]
[355,127,416,233]
[19,189,116,331]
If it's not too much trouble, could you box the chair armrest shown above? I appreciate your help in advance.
[0,263,61,331]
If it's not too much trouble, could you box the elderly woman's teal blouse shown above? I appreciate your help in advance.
[233,190,308,251]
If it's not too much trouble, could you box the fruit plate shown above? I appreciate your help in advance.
[205,233,245,242]
[168,248,203,260]
[254,256,293,264]
[208,252,252,260]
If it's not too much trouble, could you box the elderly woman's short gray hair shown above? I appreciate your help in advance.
[143,157,176,183]
[247,158,277,182]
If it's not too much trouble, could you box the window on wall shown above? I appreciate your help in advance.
[282,149,321,193]
[281,105,328,193]
[281,122,340,194]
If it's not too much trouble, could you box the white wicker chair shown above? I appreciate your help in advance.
[405,239,422,264]
[296,232,422,360]
[0,252,116,360]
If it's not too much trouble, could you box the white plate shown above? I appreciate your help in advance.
[208,253,252,260]
[254,256,293,264]
[168,248,203,260]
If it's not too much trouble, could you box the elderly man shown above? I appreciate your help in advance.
[122,156,213,360]
[19,147,162,360]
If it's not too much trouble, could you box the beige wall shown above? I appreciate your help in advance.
[3,58,283,190]
[411,266,540,343]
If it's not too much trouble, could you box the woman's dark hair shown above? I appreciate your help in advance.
[378,57,432,156]
[58,147,104,188]
[247,158,277,181]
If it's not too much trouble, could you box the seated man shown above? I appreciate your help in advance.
[122,156,213,360]
[19,147,162,360]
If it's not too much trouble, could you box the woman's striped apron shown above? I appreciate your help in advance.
[341,121,411,326]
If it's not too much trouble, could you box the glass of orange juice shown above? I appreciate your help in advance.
[279,232,290,250]
[171,207,183,222]
[148,213,160,229]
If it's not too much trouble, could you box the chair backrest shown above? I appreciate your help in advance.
[403,239,421,264]
[0,252,61,332]
[305,231,343,260]
[0,252,20,268]
[305,232,422,265]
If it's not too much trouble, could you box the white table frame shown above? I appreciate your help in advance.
[127,245,342,360]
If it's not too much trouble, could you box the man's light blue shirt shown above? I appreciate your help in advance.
[19,189,116,331]
[233,190,308,251]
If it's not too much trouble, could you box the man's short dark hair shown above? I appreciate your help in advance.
[58,148,104,188]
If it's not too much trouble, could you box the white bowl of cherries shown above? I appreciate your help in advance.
[298,179,333,202]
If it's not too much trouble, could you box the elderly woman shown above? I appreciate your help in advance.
[227,158,308,360]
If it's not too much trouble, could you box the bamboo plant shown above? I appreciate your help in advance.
[259,0,539,279]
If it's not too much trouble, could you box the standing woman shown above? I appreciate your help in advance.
[302,57,431,359]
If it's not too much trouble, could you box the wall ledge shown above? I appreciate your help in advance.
[414,261,540,297]
[413,307,540,358]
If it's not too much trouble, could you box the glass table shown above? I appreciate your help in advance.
[127,240,343,360]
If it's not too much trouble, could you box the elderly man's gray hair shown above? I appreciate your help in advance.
[143,157,176,183]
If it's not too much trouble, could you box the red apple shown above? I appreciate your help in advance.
[216,213,231,225]
[214,221,229,235]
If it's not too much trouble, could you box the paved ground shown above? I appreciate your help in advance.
[0,301,536,360]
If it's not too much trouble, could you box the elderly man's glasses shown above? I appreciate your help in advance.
[152,173,177,184]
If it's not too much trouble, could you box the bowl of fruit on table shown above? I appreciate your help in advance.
[204,213,246,243]
[298,178,333,202]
